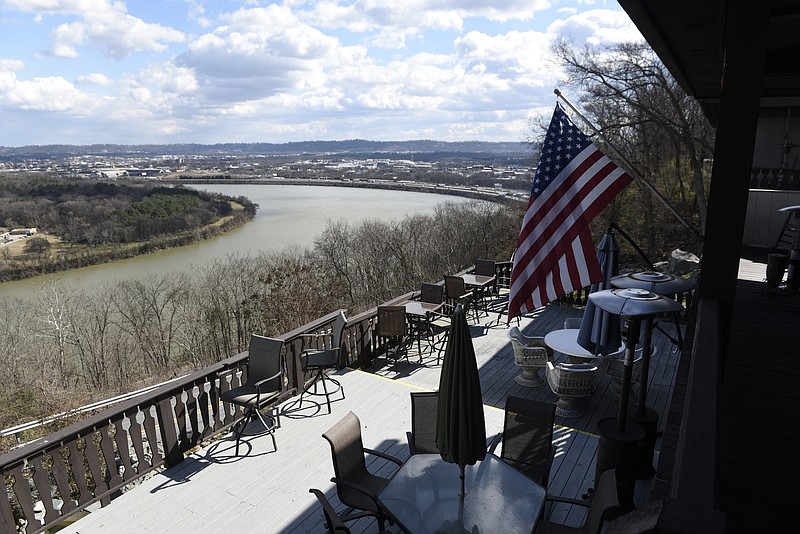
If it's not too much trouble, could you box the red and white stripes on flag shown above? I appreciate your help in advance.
[507,104,633,322]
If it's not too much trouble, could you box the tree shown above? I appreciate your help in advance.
[24,236,51,255]
[552,40,714,257]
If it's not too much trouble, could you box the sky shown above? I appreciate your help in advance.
[0,0,643,147]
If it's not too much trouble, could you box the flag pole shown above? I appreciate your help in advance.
[554,88,701,237]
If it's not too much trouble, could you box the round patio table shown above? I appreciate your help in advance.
[544,329,623,362]
[378,453,546,534]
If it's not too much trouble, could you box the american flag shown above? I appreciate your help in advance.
[507,104,633,321]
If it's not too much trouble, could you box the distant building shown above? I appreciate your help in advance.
[9,228,36,236]
[125,168,165,177]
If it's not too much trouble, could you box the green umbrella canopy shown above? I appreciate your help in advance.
[436,304,486,468]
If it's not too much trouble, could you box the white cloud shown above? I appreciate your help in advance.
[75,72,112,86]
[2,74,95,111]
[186,0,212,29]
[455,30,556,79]
[5,0,185,59]
[0,58,25,72]
[0,1,647,145]
[307,0,552,35]
[547,8,643,45]
[177,5,367,103]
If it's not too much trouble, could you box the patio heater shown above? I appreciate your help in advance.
[588,288,684,515]
[610,271,693,478]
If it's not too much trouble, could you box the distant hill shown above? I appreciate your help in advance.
[0,140,532,159]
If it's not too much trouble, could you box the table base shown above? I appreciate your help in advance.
[555,397,584,418]
[514,369,545,387]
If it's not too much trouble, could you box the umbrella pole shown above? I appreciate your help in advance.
[459,464,466,498]
[458,470,465,528]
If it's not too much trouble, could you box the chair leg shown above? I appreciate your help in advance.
[321,371,331,413]
[231,404,278,455]
[253,409,278,451]
[231,408,253,456]
[300,369,344,414]
[436,331,448,365]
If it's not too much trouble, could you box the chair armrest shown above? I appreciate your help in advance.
[363,447,403,467]
[309,489,348,530]
[544,494,590,508]
[557,363,598,372]
[406,431,416,455]
[487,432,502,454]
[254,370,283,390]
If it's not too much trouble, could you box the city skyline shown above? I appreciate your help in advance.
[0,0,642,146]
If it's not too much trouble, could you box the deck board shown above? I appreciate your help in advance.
[714,254,800,532]
[58,298,681,534]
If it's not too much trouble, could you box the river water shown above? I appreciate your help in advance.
[0,184,464,300]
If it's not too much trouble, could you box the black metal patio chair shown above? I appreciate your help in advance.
[535,468,619,534]
[406,391,439,455]
[220,334,283,456]
[489,395,556,488]
[322,412,403,531]
[298,310,347,414]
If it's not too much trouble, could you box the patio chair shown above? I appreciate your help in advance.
[489,396,556,488]
[444,275,478,321]
[474,258,498,304]
[322,412,403,531]
[220,334,283,455]
[534,468,619,534]
[417,283,450,363]
[299,311,347,414]
[563,317,583,329]
[601,344,651,402]
[546,358,598,418]
[406,391,439,454]
[507,326,550,387]
[482,259,516,325]
[474,258,497,278]
[374,305,409,363]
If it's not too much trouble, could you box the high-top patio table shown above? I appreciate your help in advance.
[460,273,495,289]
[402,300,446,360]
[378,453,546,534]
[402,300,444,318]
[544,328,624,363]
[461,273,495,318]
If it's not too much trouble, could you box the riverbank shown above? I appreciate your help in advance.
[168,176,528,204]
[0,203,254,283]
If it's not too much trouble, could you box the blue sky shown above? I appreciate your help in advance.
[0,0,642,146]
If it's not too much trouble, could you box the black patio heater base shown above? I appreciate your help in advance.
[630,406,659,480]
[596,417,645,519]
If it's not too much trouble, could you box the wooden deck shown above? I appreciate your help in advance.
[58,299,684,534]
[715,250,800,532]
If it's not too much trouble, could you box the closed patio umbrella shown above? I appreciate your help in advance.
[436,303,486,498]
[577,230,623,355]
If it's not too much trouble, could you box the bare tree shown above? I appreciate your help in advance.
[24,236,51,255]
[553,39,714,250]
[113,274,190,372]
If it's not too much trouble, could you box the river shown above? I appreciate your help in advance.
[0,184,465,300]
